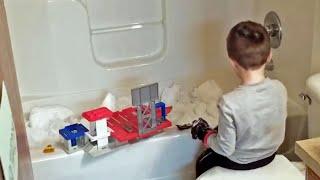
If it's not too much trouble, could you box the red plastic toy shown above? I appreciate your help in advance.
[82,106,172,143]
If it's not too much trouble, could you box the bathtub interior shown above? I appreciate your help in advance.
[3,0,316,179]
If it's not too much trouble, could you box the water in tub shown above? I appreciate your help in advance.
[25,80,222,180]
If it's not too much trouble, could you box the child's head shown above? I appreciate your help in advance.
[227,21,271,73]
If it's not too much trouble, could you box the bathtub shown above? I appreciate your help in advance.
[23,89,307,180]
[31,129,201,180]
[23,89,202,180]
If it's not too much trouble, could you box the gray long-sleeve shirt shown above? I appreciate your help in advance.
[206,78,287,164]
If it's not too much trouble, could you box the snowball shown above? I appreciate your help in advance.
[179,90,192,104]
[207,102,219,119]
[164,80,223,127]
[202,113,219,127]
[194,102,207,116]
[167,112,183,124]
[48,120,69,140]
[193,80,223,103]
[29,105,74,129]
[26,126,49,148]
[161,84,181,106]
[177,110,198,125]
[28,105,76,148]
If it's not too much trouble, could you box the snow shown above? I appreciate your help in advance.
[26,105,78,148]
[163,80,222,127]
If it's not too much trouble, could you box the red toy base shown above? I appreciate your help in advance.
[108,107,172,142]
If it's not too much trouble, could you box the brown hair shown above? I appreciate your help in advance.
[227,21,271,70]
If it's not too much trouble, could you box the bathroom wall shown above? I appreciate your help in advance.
[311,0,320,75]
[253,0,316,106]
[5,0,218,98]
[205,0,255,91]
[5,0,318,106]
[206,0,317,104]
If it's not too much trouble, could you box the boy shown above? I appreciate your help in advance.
[191,21,287,177]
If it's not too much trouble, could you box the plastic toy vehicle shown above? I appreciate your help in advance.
[60,83,172,156]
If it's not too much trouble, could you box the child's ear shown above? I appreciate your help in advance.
[267,51,273,63]
[229,58,236,67]
[229,59,240,69]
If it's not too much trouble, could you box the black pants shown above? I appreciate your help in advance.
[196,148,276,178]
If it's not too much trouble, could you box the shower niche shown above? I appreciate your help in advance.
[77,0,167,69]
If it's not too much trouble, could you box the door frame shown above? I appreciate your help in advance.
[0,1,34,179]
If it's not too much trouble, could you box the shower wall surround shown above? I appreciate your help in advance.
[5,0,318,108]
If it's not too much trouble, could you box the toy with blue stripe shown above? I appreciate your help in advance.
[59,123,89,153]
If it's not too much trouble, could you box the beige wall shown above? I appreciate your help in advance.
[204,0,316,106]
[205,0,255,92]
[311,0,320,74]
[254,0,316,106]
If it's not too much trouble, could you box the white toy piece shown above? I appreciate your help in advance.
[94,119,110,149]
[82,107,113,150]
[101,93,116,111]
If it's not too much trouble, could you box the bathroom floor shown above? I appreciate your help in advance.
[291,162,306,177]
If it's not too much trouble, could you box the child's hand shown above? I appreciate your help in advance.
[191,118,212,141]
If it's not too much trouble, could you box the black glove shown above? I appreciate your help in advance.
[213,125,218,132]
[191,118,212,141]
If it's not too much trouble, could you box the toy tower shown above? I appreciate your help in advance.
[82,107,113,150]
[131,83,159,135]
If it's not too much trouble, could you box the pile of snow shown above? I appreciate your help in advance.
[25,105,77,148]
[161,80,223,127]
[26,80,223,148]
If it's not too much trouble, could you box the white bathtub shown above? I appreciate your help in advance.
[31,129,201,180]
[23,87,204,180]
